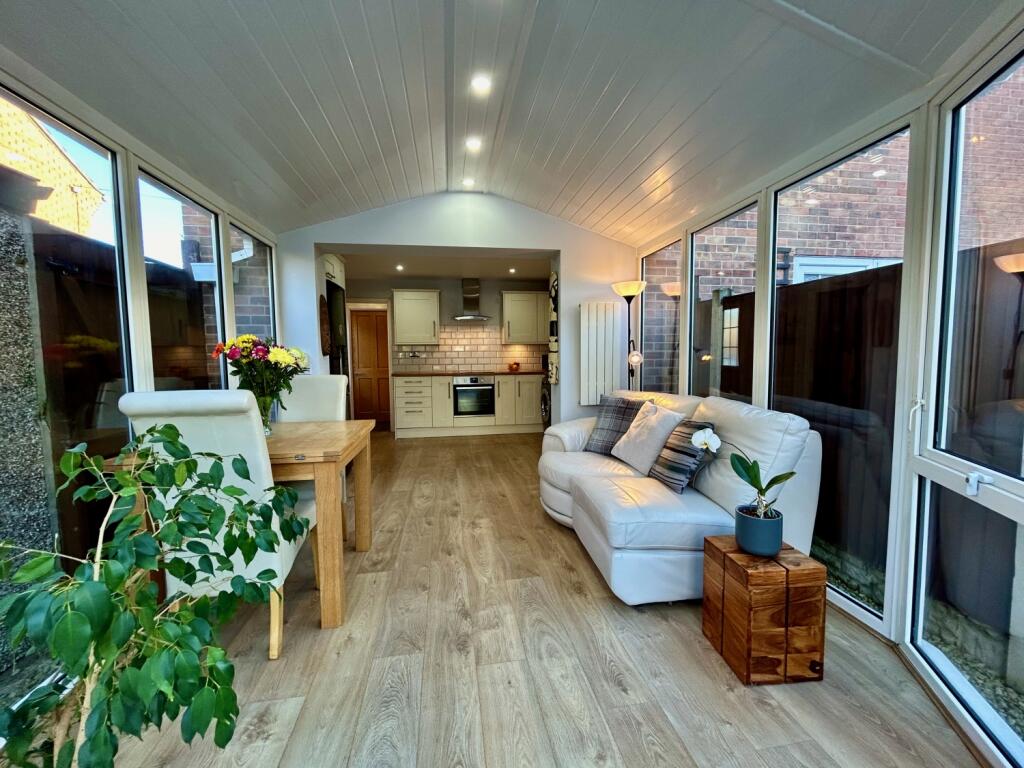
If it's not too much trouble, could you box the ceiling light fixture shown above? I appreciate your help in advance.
[465,136,482,153]
[395,264,404,271]
[508,267,516,274]
[470,73,492,96]
[462,177,475,188]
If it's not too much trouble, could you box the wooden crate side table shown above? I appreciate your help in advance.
[702,535,826,685]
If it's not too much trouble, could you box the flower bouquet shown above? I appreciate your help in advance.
[212,335,309,434]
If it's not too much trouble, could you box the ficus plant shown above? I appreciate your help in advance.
[0,424,308,767]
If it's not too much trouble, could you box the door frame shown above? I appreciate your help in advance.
[346,299,393,432]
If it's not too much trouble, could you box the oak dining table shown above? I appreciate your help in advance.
[265,419,375,628]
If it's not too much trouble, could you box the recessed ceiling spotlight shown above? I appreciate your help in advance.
[462,177,475,188]
[395,264,404,271]
[470,73,492,96]
[465,136,482,153]
[508,267,516,274]
[872,169,887,178]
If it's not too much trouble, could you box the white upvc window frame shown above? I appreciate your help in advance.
[0,63,279,395]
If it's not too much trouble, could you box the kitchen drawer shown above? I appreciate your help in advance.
[395,384,430,397]
[394,377,430,386]
[395,406,433,429]
[396,394,432,408]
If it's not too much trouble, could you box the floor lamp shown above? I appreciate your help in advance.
[612,280,646,390]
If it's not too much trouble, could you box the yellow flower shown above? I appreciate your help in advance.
[235,334,259,351]
[268,347,296,367]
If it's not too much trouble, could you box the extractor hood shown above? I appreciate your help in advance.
[453,278,490,321]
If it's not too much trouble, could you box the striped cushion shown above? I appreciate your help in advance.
[584,396,645,455]
[649,420,715,493]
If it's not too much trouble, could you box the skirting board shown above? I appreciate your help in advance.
[396,424,544,439]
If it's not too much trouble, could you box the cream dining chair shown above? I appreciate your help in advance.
[278,374,350,542]
[118,389,316,660]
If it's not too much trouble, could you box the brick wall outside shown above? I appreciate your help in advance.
[640,241,681,393]
[231,228,274,339]
[179,204,221,386]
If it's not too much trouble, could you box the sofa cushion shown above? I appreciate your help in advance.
[584,396,645,455]
[572,476,734,550]
[610,390,702,417]
[649,419,715,493]
[538,450,641,493]
[611,401,685,474]
[691,396,810,514]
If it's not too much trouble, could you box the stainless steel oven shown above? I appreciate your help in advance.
[452,375,495,418]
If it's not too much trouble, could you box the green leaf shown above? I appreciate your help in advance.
[73,581,114,635]
[188,687,216,738]
[231,456,251,481]
[174,462,188,486]
[12,553,56,583]
[729,453,756,489]
[764,471,797,492]
[25,590,55,645]
[209,460,225,487]
[214,716,236,748]
[222,485,246,498]
[215,685,238,720]
[103,559,128,591]
[50,611,92,671]
[56,739,75,768]
[110,610,137,648]
[256,569,277,582]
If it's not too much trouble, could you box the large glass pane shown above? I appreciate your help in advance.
[640,240,681,393]
[690,204,758,401]
[916,482,1024,760]
[139,173,223,389]
[1,87,128,702]
[938,52,1024,481]
[772,129,910,613]
[230,225,274,338]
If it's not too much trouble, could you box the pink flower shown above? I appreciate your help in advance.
[226,346,242,360]
[252,345,269,360]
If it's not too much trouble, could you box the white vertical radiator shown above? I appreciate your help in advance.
[579,300,624,406]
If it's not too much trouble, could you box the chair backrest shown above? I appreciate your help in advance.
[278,374,348,422]
[117,389,294,593]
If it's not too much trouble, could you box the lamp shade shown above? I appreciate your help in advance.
[662,281,681,297]
[612,280,647,298]
[995,253,1024,274]
[627,350,644,367]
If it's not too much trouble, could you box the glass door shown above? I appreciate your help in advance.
[910,45,1024,765]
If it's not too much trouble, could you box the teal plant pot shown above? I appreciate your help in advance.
[735,505,783,557]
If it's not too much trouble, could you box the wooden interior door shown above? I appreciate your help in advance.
[350,310,391,426]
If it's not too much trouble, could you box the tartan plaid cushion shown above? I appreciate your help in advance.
[649,420,715,493]
[584,396,646,455]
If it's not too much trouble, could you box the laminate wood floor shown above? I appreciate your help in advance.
[119,433,979,768]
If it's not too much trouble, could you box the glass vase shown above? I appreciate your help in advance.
[256,396,275,436]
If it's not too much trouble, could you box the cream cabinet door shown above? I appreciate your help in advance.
[495,375,516,425]
[393,290,440,344]
[502,292,541,344]
[536,292,550,344]
[514,375,543,425]
[431,377,454,427]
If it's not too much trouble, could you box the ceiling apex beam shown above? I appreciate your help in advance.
[740,0,930,82]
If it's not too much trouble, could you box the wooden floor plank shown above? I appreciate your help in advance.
[112,433,978,768]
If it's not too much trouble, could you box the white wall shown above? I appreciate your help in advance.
[276,192,637,422]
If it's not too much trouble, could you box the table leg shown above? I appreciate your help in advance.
[314,462,345,627]
[354,436,372,552]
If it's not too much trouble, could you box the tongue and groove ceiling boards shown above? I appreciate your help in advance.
[0,0,1005,245]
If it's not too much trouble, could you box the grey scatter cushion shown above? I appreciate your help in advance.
[584,396,646,455]
[649,420,715,493]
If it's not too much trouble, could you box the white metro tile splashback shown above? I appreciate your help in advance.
[394,324,547,373]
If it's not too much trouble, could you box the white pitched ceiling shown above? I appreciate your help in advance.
[0,0,1006,245]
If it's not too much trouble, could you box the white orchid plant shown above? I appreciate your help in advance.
[690,428,796,519]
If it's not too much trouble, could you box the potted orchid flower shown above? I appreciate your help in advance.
[691,427,796,557]
[212,335,309,434]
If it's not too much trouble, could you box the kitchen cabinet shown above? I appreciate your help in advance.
[514,375,544,425]
[431,377,454,427]
[393,289,440,344]
[502,291,549,345]
[394,377,432,428]
[495,375,516,426]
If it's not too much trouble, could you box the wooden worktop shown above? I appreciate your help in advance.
[391,370,546,377]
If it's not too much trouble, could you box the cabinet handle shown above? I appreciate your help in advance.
[518,380,521,397]
[448,382,451,399]
[404,400,423,405]
[405,409,423,414]
[506,320,511,338]
[433,320,436,338]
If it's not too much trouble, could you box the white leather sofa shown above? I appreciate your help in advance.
[539,391,822,605]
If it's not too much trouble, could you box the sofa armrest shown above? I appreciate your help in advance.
[543,417,597,454]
